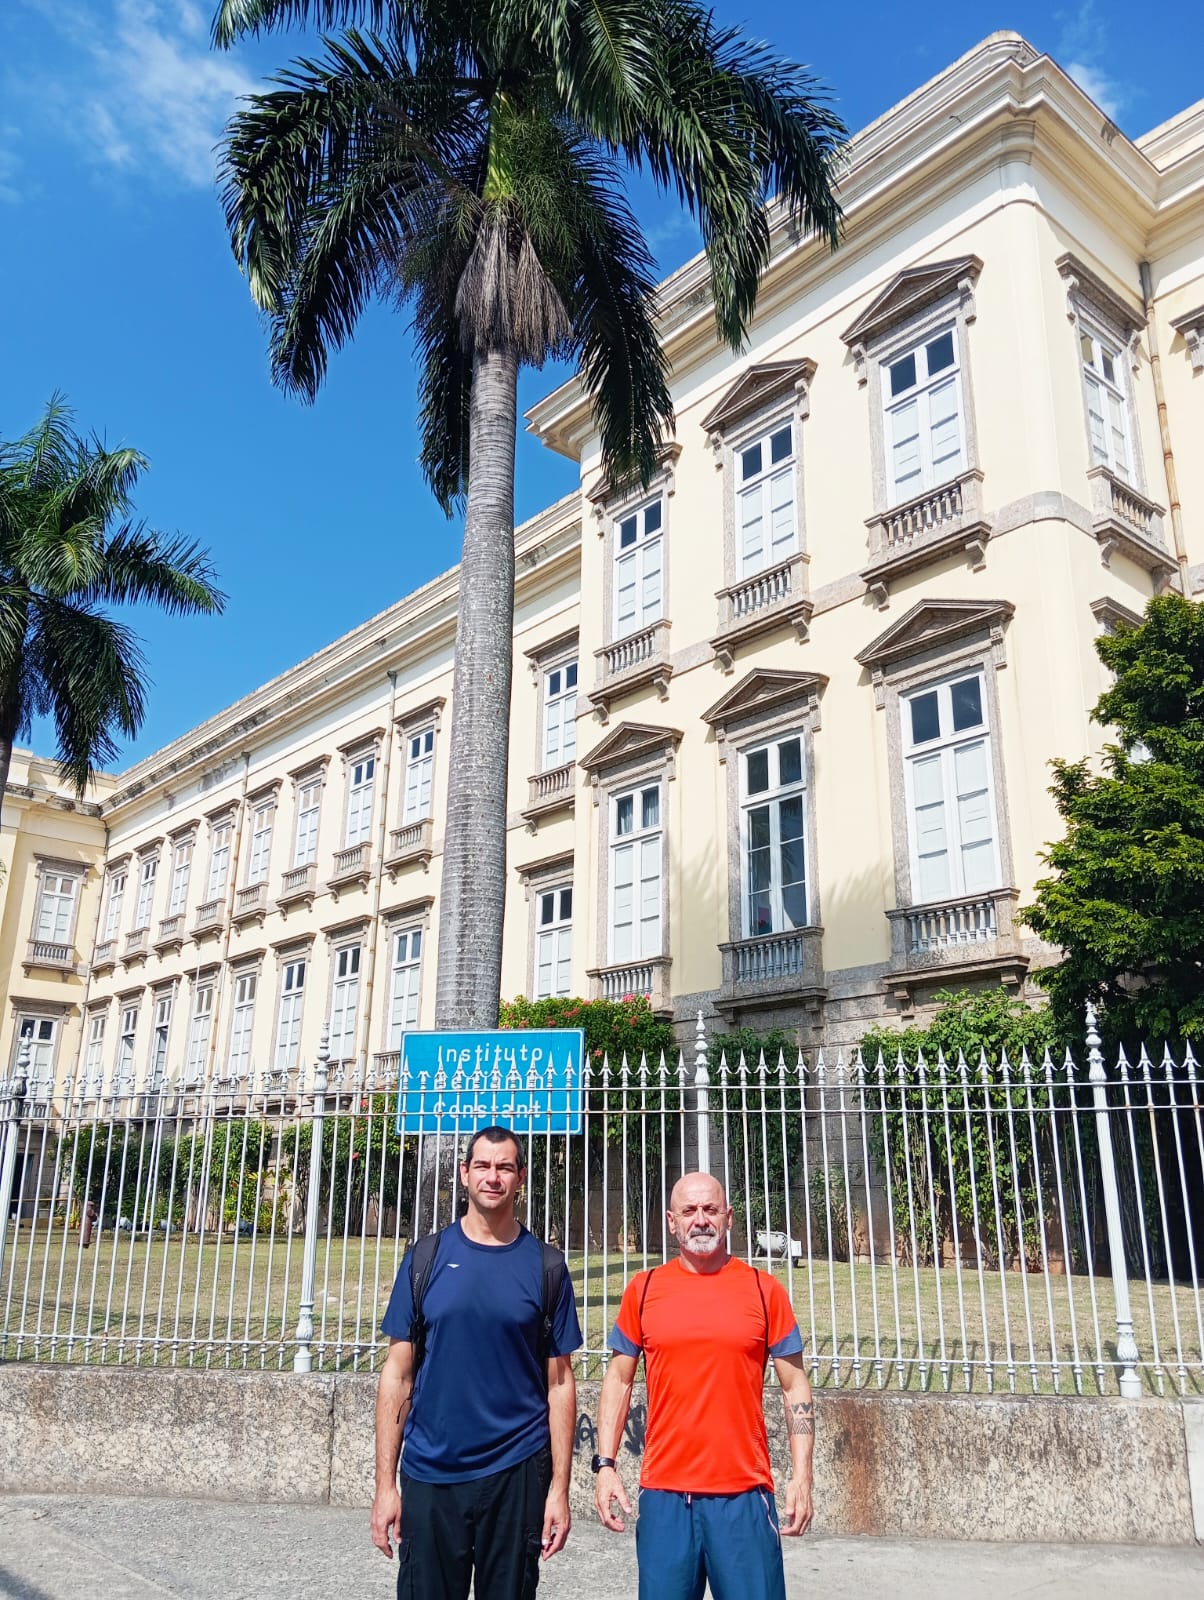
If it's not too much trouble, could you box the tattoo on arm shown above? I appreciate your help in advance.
[785,1400,814,1437]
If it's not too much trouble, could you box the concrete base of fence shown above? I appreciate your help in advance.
[0,1367,1198,1545]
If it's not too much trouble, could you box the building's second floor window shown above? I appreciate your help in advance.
[34,869,79,944]
[542,663,578,768]
[738,422,796,576]
[293,778,322,866]
[103,869,127,940]
[345,756,375,847]
[329,944,361,1059]
[185,986,214,1081]
[903,672,999,904]
[275,959,306,1071]
[116,1006,139,1086]
[15,1016,56,1087]
[1080,328,1131,479]
[149,992,172,1086]
[247,802,274,885]
[228,971,258,1075]
[134,855,158,929]
[207,822,232,900]
[388,928,422,1049]
[536,886,573,999]
[883,327,964,504]
[168,839,192,915]
[614,499,663,638]
[402,731,435,824]
[741,735,807,937]
[83,1012,106,1089]
[610,785,662,962]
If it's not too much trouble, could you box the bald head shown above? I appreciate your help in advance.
[667,1171,732,1272]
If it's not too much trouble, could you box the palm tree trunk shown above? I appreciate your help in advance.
[0,727,13,832]
[434,344,519,1029]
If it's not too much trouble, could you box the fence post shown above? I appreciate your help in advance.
[693,1011,710,1176]
[1085,1003,1142,1398]
[293,1030,330,1375]
[0,1037,30,1298]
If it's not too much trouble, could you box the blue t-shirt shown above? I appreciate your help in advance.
[380,1221,582,1483]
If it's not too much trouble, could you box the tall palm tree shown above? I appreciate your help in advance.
[0,397,226,817]
[214,0,845,1028]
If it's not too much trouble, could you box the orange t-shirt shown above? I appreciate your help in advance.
[610,1256,803,1493]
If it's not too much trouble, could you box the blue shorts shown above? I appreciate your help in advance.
[635,1487,786,1600]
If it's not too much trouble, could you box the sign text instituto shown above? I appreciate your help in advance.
[395,1029,585,1134]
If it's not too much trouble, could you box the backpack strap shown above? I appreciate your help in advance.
[538,1239,568,1367]
[407,1227,446,1377]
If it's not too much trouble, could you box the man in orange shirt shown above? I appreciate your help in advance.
[592,1171,813,1600]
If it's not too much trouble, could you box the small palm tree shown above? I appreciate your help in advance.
[214,0,845,1028]
[0,397,226,816]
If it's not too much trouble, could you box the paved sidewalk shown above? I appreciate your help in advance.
[1,1494,1201,1599]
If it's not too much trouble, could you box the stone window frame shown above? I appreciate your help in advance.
[337,729,386,850]
[183,966,220,1083]
[81,1000,110,1092]
[587,444,681,648]
[222,953,264,1079]
[579,724,682,982]
[321,915,369,1065]
[131,839,164,934]
[516,851,575,999]
[1056,253,1149,492]
[269,932,315,1073]
[394,699,444,826]
[166,825,198,917]
[101,854,131,941]
[702,360,816,592]
[703,677,826,946]
[10,1009,62,1086]
[29,853,88,948]
[146,980,178,1086]
[203,802,239,902]
[859,602,1016,909]
[524,631,580,773]
[381,896,434,1049]
[243,779,283,888]
[287,756,330,868]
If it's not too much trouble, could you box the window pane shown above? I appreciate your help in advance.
[749,891,773,936]
[748,805,771,855]
[777,738,802,788]
[781,882,808,930]
[540,892,554,926]
[950,676,983,732]
[926,330,955,375]
[615,795,633,836]
[560,888,573,920]
[909,691,940,745]
[1102,349,1116,384]
[741,442,763,480]
[547,668,561,696]
[641,787,660,828]
[643,500,662,534]
[889,351,917,396]
[746,748,770,795]
[619,516,637,548]
[770,426,792,464]
[1080,332,1094,365]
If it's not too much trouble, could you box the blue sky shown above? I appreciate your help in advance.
[2,1,1199,770]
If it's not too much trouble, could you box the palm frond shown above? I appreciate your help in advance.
[412,274,475,512]
[212,1,391,48]
[83,527,226,615]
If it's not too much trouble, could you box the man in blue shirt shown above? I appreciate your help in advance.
[372,1125,582,1599]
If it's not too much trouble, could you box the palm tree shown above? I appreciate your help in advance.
[213,0,845,1028]
[0,397,226,817]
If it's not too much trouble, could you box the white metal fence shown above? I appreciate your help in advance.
[1,1009,1201,1396]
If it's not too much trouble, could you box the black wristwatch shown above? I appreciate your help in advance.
[590,1455,617,1474]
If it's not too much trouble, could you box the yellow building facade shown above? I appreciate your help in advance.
[4,34,1202,1099]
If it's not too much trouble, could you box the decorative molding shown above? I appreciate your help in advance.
[514,850,575,897]
[1056,252,1144,350]
[269,932,317,957]
[857,598,1014,695]
[135,836,165,857]
[247,778,284,806]
[1090,596,1144,634]
[380,893,435,924]
[1170,305,1204,372]
[699,358,817,438]
[702,669,828,755]
[320,914,370,942]
[204,800,239,827]
[394,697,445,733]
[586,441,682,532]
[523,628,579,676]
[336,727,386,759]
[578,721,683,783]
[287,754,331,783]
[840,256,982,381]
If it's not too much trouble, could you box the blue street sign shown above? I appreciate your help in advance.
[394,1030,585,1134]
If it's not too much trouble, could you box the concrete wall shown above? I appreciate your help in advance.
[2,1366,1200,1545]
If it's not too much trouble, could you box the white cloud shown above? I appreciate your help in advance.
[1055,2,1128,123]
[15,0,256,189]
[0,129,22,203]
[1063,59,1124,123]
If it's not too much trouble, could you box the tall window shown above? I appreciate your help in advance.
[103,869,127,940]
[741,735,807,937]
[737,422,796,576]
[168,838,192,915]
[83,1012,106,1091]
[345,756,375,847]
[293,777,322,866]
[903,673,999,903]
[609,785,662,961]
[148,992,172,1086]
[329,944,361,1059]
[614,500,663,638]
[402,731,435,823]
[206,821,232,899]
[387,929,422,1048]
[883,327,964,504]
[34,870,79,944]
[275,959,306,1071]
[115,1005,139,1087]
[133,855,158,929]
[542,663,578,768]
[1080,328,1131,479]
[185,986,214,1082]
[15,1017,56,1090]
[246,802,274,885]
[227,971,258,1076]
[535,886,573,998]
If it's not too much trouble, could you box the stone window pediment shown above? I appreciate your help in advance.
[857,598,1013,679]
[1170,305,1204,372]
[395,697,445,733]
[700,360,817,439]
[586,442,682,521]
[579,721,683,778]
[1056,253,1144,344]
[841,256,982,361]
[702,669,827,746]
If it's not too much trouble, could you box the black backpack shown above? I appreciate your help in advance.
[406,1224,568,1378]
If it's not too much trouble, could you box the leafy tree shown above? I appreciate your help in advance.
[213,0,845,1029]
[0,398,225,816]
[1021,594,1204,1048]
